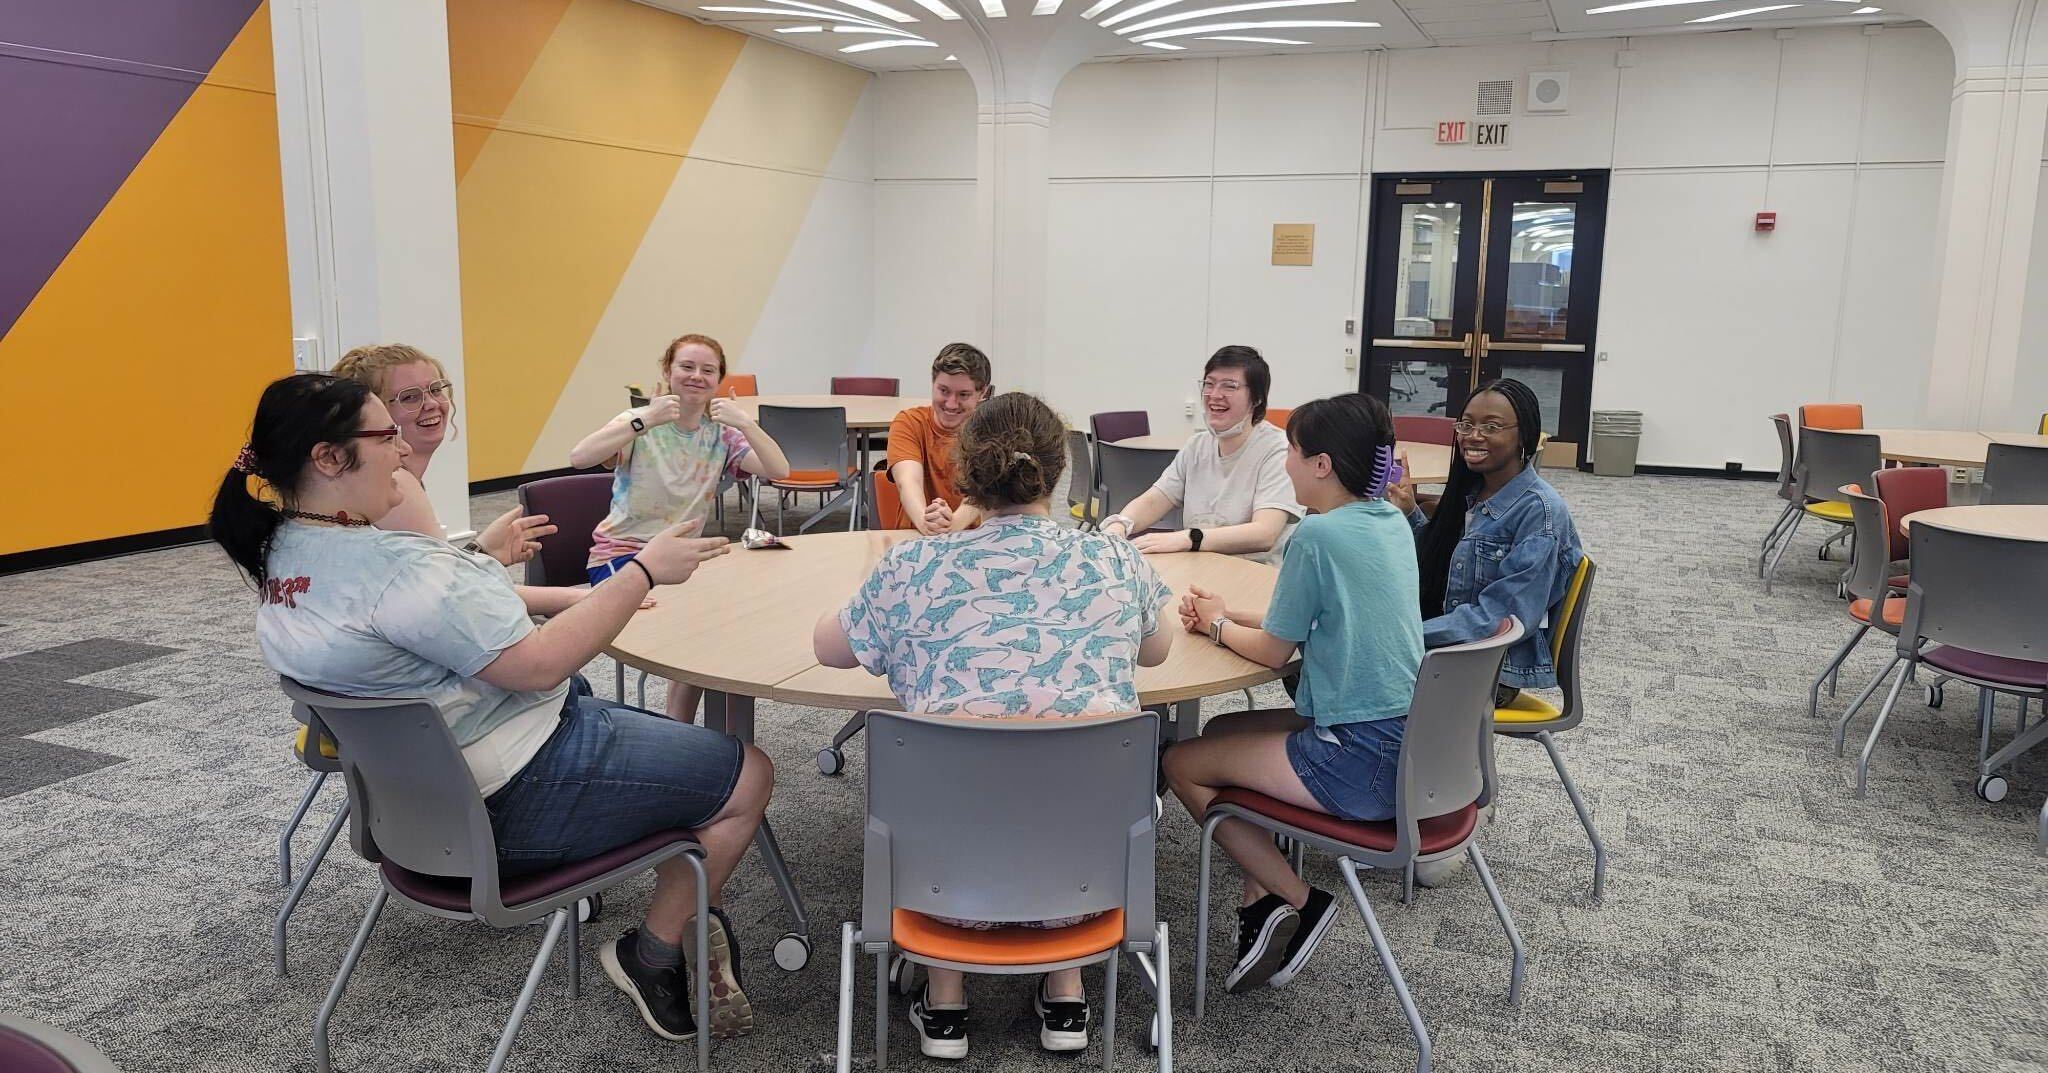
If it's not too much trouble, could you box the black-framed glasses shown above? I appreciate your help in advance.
[388,380,453,415]
[1453,420,1517,437]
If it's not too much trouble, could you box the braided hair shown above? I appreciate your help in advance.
[1415,378,1543,620]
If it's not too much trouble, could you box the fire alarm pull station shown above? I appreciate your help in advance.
[1755,211,1777,232]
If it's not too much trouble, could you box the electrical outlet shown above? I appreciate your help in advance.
[292,336,321,370]
[1184,399,1194,418]
[1343,347,1357,371]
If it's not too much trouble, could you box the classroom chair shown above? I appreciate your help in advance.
[1759,414,1800,574]
[2039,412,2047,435]
[714,374,759,399]
[1265,407,1292,430]
[1394,415,1457,446]
[275,710,349,977]
[835,710,1171,1072]
[759,405,862,534]
[1089,410,1149,446]
[1810,487,1905,740]
[1797,403,1863,430]
[518,474,658,703]
[1493,556,1607,900]
[1192,620,1525,1073]
[871,469,911,530]
[831,377,900,396]
[1096,443,1180,532]
[1837,521,2048,802]
[281,678,717,1073]
[628,384,651,407]
[1066,429,1101,528]
[0,1014,118,1073]
[1873,466,1947,564]
[1982,442,2048,505]
[1763,427,1879,595]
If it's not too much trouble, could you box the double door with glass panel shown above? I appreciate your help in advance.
[1360,173,1608,462]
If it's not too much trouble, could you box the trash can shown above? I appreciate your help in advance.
[1590,410,1643,477]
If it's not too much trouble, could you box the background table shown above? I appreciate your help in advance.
[1108,431,1452,485]
[1900,504,2048,540]
[1862,428,2048,468]
[730,395,925,528]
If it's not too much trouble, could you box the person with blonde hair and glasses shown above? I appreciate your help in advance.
[814,391,1173,1061]
[333,343,556,566]
[571,333,791,722]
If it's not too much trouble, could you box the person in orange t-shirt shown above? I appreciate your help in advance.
[887,342,993,535]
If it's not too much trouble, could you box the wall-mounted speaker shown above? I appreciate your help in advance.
[1527,71,1569,114]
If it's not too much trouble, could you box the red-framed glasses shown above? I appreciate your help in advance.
[343,426,403,441]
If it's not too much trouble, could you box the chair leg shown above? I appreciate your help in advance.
[1759,501,1798,574]
[1154,923,1173,1073]
[279,770,329,887]
[1535,731,1605,902]
[686,852,711,1073]
[1809,624,1868,714]
[1856,668,1912,798]
[1836,657,1903,756]
[1103,941,1118,1072]
[1193,812,1223,1019]
[1976,688,1996,772]
[875,948,890,1071]
[836,924,857,1073]
[314,887,388,1073]
[1337,858,1430,1073]
[614,661,626,704]
[483,908,570,1073]
[567,910,580,1000]
[1466,845,1523,1004]
[1402,862,1415,906]
[1763,511,1805,594]
[276,799,351,977]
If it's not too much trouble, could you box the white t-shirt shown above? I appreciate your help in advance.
[256,523,567,796]
[1150,421,1304,564]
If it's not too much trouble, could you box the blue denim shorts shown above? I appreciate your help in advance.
[586,553,639,587]
[1284,717,1404,822]
[485,683,745,876]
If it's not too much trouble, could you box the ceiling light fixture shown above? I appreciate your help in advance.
[1687,3,1798,21]
[1131,19,1377,42]
[1199,34,1310,42]
[833,24,922,33]
[906,0,963,17]
[774,23,828,30]
[840,37,942,50]
[981,0,1007,14]
[1080,0,1126,15]
[1585,0,1726,13]
[1099,0,1194,28]
[832,0,922,20]
[1034,0,1064,11]
[1852,4,1880,10]
[1142,40,1187,48]
[703,5,892,29]
[1116,0,1356,35]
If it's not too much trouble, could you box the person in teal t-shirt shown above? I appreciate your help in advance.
[1161,392,1424,1000]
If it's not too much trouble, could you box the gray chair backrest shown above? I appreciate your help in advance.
[1771,413,1796,502]
[758,405,850,476]
[518,473,614,587]
[1097,442,1180,530]
[1795,427,1881,506]
[1395,619,1523,843]
[1897,522,2048,664]
[276,677,504,902]
[861,710,1159,949]
[1982,442,2048,505]
[1842,484,1894,608]
[1066,429,1095,510]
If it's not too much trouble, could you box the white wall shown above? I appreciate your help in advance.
[2007,164,2048,433]
[867,25,1957,470]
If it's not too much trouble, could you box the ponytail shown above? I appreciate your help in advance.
[1415,378,1543,618]
[953,392,1068,509]
[207,374,375,593]
[210,467,284,588]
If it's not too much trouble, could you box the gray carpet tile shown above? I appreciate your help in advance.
[0,471,2043,1073]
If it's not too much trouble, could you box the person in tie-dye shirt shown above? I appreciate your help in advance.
[814,391,1172,1060]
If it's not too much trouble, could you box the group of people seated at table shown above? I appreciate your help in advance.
[209,331,1583,1059]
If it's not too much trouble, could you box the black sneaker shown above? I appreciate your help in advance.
[599,928,695,1042]
[909,985,970,1059]
[702,907,754,1040]
[1034,976,1090,1052]
[1267,887,1336,989]
[1224,894,1300,994]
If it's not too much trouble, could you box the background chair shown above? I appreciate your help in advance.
[275,712,349,977]
[831,377,900,396]
[1265,407,1292,430]
[1393,415,1457,446]
[835,710,1170,1073]
[1090,410,1149,446]
[758,405,861,534]
[1493,557,1606,900]
[1194,620,1525,1073]
[0,1014,118,1073]
[1982,442,2048,505]
[281,678,715,1073]
[518,474,653,702]
[1797,402,1864,430]
[715,374,758,398]
[1096,443,1180,532]
[871,469,911,530]
[1759,414,1799,575]
[1810,488,1907,759]
[1066,429,1100,529]
[627,384,651,407]
[1764,427,1880,595]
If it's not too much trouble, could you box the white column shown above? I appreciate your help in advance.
[269,0,472,534]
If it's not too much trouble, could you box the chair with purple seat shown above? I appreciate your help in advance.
[0,1014,118,1073]
[1842,519,2048,804]
[520,474,653,703]
[829,376,900,397]
[280,678,715,1073]
[1191,619,1526,1073]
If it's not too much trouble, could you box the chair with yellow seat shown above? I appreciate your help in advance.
[1066,430,1101,528]
[1493,555,1607,900]
[835,710,1171,1071]
[1763,426,1880,595]
[276,709,351,976]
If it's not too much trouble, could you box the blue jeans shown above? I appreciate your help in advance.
[485,683,744,876]
[1284,717,1404,822]
[586,553,639,587]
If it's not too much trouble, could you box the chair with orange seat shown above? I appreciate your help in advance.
[759,404,862,533]
[1491,556,1607,900]
[1797,402,1863,430]
[715,373,759,398]
[1193,621,1524,1073]
[1810,488,1905,743]
[835,710,1171,1071]
[871,469,912,531]
[1265,407,1292,430]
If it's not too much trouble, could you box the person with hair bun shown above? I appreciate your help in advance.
[813,391,1173,1061]
[211,373,774,1048]
[1161,391,1423,999]
[333,343,556,566]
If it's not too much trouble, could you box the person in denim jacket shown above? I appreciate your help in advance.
[1389,379,1584,703]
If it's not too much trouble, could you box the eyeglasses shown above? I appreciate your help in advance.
[388,380,452,415]
[1453,420,1518,437]
[670,362,722,380]
[1198,379,1245,394]
[344,426,403,442]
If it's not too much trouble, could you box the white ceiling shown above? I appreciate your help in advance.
[632,0,1916,73]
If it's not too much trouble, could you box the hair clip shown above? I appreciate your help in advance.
[233,446,259,474]
[1365,442,1394,499]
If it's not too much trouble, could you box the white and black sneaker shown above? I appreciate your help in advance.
[909,985,970,1059]
[1033,976,1090,1052]
[1266,887,1337,989]
[1224,894,1300,994]
[701,906,754,1040]
[599,928,696,1042]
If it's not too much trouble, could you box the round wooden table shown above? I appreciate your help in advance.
[1899,504,2048,540]
[729,393,925,429]
[1108,432,1452,485]
[1861,428,2048,468]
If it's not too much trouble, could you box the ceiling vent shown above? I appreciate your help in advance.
[1527,71,1570,114]
[1476,79,1513,116]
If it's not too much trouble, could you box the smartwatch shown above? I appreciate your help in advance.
[1209,615,1229,646]
[1189,527,1205,552]
[629,414,647,434]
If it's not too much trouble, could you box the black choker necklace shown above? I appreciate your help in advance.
[284,509,371,528]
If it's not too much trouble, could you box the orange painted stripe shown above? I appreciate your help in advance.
[447,0,573,181]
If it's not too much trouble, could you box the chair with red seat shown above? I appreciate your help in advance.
[1840,519,2048,801]
[1872,466,1948,563]
[0,1015,117,1073]
[831,376,900,397]
[1393,414,1457,446]
[834,709,1171,1071]
[1192,620,1525,1073]
[1810,487,1904,732]
[281,678,715,1073]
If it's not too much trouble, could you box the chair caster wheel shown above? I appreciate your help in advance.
[888,954,917,995]
[1925,683,1943,708]
[1836,581,1848,599]
[774,932,811,971]
[1976,775,2009,803]
[816,748,845,776]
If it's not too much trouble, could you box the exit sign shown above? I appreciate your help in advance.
[1436,120,1468,144]
[1475,121,1511,149]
